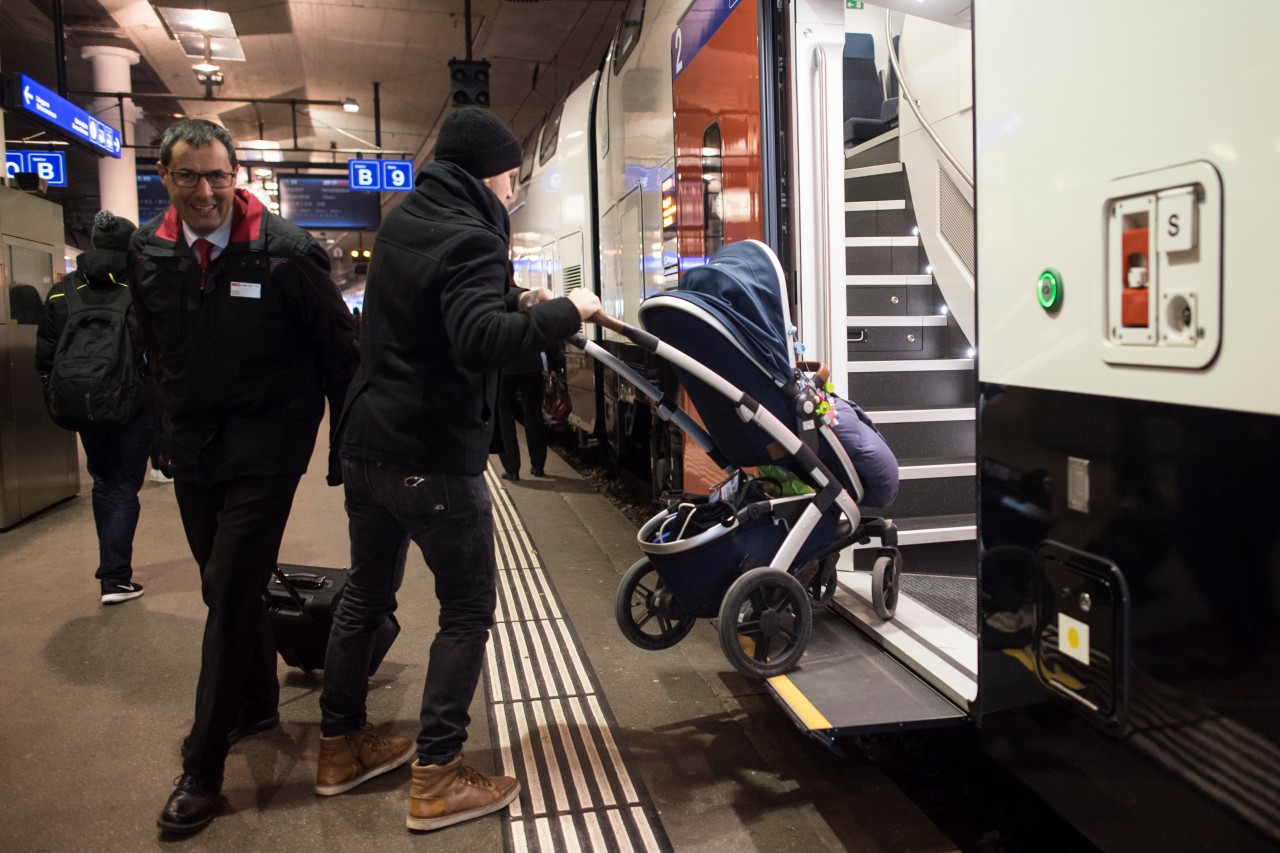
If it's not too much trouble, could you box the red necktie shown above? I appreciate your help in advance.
[193,238,213,270]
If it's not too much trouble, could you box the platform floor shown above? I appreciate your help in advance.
[0,421,958,852]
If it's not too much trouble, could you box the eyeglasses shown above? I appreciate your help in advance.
[168,169,236,189]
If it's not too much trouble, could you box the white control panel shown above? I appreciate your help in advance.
[1103,162,1222,369]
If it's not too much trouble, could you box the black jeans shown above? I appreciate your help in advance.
[320,456,496,765]
[174,475,300,779]
[498,371,547,476]
[79,412,154,587]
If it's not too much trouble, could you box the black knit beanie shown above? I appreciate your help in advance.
[433,107,522,180]
[91,210,137,252]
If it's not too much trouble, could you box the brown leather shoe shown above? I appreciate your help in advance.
[315,724,416,796]
[407,755,520,831]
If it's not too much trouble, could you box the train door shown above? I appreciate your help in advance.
[669,0,773,493]
[555,231,595,429]
[602,188,649,466]
[738,0,982,744]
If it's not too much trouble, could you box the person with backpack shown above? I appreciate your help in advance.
[35,210,155,605]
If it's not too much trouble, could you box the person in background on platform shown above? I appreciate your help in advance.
[351,305,362,341]
[316,106,602,832]
[35,210,155,605]
[496,341,553,481]
[131,118,358,835]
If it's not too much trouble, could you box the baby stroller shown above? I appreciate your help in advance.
[572,240,902,679]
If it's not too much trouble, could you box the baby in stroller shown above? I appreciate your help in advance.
[574,240,902,678]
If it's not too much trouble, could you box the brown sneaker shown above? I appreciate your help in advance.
[406,755,520,831]
[315,724,416,796]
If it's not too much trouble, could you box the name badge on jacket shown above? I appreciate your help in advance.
[229,281,262,299]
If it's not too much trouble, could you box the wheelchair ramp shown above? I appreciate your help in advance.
[765,609,967,740]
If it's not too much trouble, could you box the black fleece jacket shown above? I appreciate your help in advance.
[339,161,582,475]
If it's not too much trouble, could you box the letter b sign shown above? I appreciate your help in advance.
[352,163,377,188]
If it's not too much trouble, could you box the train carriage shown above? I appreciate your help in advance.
[509,0,1280,849]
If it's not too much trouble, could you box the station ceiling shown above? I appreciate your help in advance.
[0,0,623,257]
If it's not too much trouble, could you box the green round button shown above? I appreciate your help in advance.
[1037,268,1062,311]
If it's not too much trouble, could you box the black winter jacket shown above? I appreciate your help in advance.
[340,162,581,475]
[131,190,357,483]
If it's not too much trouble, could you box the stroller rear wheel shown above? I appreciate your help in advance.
[807,554,839,608]
[616,557,696,650]
[718,567,813,678]
[871,551,900,620]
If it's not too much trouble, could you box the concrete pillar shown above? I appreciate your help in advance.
[80,46,140,222]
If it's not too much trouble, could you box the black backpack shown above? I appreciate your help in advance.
[45,283,145,430]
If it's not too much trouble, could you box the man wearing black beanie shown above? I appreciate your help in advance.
[317,107,602,831]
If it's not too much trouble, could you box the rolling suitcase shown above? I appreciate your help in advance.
[265,564,399,674]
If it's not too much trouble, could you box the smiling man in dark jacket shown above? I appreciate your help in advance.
[316,107,601,832]
[131,118,357,835]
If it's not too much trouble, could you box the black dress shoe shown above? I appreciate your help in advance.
[530,467,545,477]
[500,471,519,481]
[157,773,222,834]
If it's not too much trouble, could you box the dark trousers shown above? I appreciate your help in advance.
[320,456,496,765]
[498,371,547,476]
[174,475,300,779]
[79,412,154,587]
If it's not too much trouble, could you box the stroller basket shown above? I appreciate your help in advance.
[638,492,845,619]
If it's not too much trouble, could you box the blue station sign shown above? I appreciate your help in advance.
[16,74,121,158]
[5,150,68,186]
[348,158,414,192]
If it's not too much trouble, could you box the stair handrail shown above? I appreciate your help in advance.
[885,9,973,189]
[810,43,832,365]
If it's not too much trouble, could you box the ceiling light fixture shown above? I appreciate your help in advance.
[342,98,360,113]
[193,64,224,97]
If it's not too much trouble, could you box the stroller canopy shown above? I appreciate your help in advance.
[672,241,794,382]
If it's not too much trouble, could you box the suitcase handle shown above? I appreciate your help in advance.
[271,566,310,611]
[278,572,329,590]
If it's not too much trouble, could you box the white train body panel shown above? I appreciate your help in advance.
[594,0,689,340]
[976,0,1280,417]
[511,72,599,302]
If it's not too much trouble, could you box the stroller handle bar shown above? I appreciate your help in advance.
[589,310,626,335]
[567,313,717,456]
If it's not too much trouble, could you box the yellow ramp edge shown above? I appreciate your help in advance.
[767,673,832,732]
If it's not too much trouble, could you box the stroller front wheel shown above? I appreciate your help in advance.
[616,558,696,650]
[718,567,813,678]
[872,551,900,620]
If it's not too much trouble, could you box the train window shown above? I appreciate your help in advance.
[613,0,646,76]
[702,123,725,258]
[539,98,566,166]
[6,244,54,326]
[519,122,542,185]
